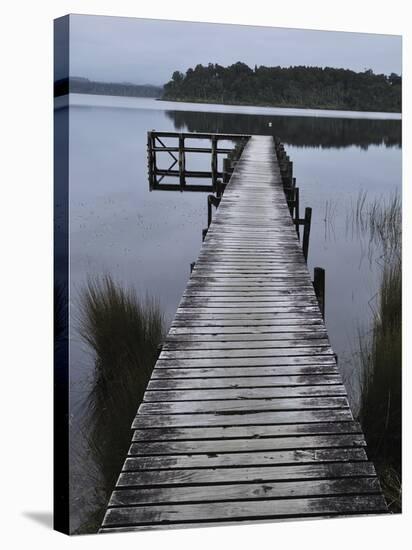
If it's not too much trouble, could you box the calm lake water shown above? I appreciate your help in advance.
[56,94,401,531]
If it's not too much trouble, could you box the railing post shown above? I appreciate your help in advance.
[313,267,325,318]
[223,157,231,183]
[295,187,300,237]
[211,135,218,191]
[147,131,154,190]
[287,161,293,186]
[207,194,221,228]
[178,134,185,189]
[156,344,162,359]
[207,196,213,227]
[302,207,312,262]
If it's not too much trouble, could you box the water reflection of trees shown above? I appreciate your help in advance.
[165,110,401,150]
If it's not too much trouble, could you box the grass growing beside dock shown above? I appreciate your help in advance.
[351,193,402,512]
[76,275,165,532]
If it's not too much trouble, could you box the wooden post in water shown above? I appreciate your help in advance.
[156,344,162,359]
[207,196,213,228]
[211,135,218,191]
[302,207,312,262]
[178,134,185,189]
[295,187,300,237]
[147,131,155,190]
[313,267,325,318]
[288,161,293,186]
[208,195,221,227]
[223,157,231,183]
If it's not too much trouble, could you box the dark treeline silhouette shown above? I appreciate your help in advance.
[54,76,163,98]
[163,63,402,113]
[165,110,401,150]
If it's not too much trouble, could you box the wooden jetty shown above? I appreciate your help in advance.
[101,135,387,532]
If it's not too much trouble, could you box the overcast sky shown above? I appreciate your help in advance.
[68,15,402,85]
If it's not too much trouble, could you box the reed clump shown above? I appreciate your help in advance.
[75,275,165,532]
[353,193,401,512]
[347,190,401,262]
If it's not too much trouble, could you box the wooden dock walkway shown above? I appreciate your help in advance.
[101,135,387,532]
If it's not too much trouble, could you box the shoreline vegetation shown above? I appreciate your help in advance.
[349,193,402,512]
[74,275,165,533]
[55,62,401,114]
[163,63,401,113]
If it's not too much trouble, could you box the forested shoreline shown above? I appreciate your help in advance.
[54,64,402,113]
[163,63,402,113]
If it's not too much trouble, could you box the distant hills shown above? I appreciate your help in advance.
[54,76,163,98]
[163,63,402,113]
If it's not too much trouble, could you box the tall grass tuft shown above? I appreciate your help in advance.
[347,191,401,263]
[76,275,165,532]
[353,193,401,512]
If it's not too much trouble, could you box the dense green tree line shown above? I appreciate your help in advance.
[163,63,401,113]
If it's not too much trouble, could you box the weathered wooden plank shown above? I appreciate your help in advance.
[162,339,331,351]
[172,320,324,331]
[108,477,380,508]
[194,259,306,265]
[189,276,313,284]
[198,251,306,257]
[192,267,309,274]
[166,330,328,340]
[158,348,335,360]
[155,356,337,369]
[187,276,313,284]
[203,240,302,247]
[167,324,327,336]
[193,251,305,258]
[147,374,342,390]
[129,434,365,456]
[183,290,315,298]
[174,312,324,321]
[179,293,317,306]
[103,494,387,527]
[116,461,376,488]
[189,276,314,283]
[152,366,339,379]
[132,422,364,441]
[124,448,367,471]
[198,249,305,255]
[138,396,349,415]
[143,385,346,401]
[177,307,322,315]
[186,285,311,293]
[132,409,354,429]
[180,298,320,306]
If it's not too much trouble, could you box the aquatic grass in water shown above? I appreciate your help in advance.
[350,193,401,512]
[358,257,401,511]
[347,191,401,264]
[75,275,165,532]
